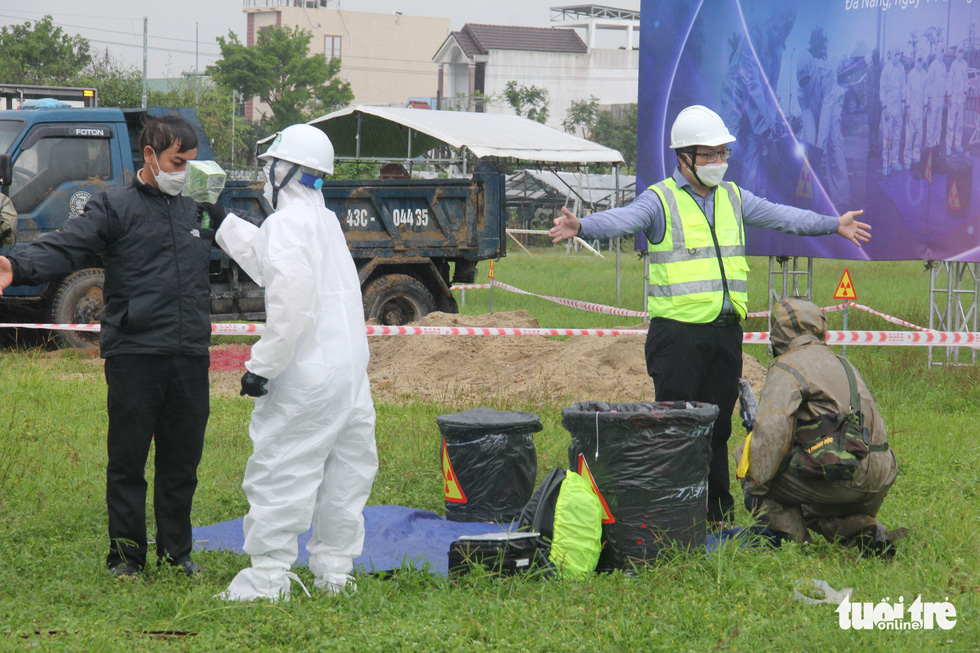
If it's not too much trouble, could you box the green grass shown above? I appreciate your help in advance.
[0,251,977,651]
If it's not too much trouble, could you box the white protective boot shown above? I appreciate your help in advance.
[217,556,310,602]
[314,572,357,595]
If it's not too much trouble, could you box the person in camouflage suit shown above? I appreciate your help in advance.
[734,298,899,554]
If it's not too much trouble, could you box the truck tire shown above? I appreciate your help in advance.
[362,273,436,326]
[48,268,104,349]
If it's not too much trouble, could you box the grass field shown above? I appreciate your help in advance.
[0,251,977,651]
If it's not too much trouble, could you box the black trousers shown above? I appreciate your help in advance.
[104,354,210,568]
[644,318,742,522]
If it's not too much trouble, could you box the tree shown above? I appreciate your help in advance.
[0,15,91,85]
[594,104,638,174]
[71,49,143,108]
[149,81,256,169]
[923,26,944,56]
[503,81,549,123]
[208,26,353,131]
[563,95,600,139]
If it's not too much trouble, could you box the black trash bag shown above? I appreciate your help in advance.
[562,401,718,571]
[437,407,541,522]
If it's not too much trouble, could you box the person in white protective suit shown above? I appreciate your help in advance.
[905,57,929,169]
[796,51,850,206]
[926,50,947,150]
[946,47,969,154]
[878,50,906,176]
[214,124,378,602]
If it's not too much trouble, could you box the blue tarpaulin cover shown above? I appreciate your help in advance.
[192,505,514,576]
[193,505,780,576]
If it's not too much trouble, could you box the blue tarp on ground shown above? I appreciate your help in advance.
[193,505,781,576]
[192,505,515,576]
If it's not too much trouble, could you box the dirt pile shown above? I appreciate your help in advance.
[45,310,769,407]
[365,311,767,406]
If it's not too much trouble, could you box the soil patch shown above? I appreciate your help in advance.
[206,311,768,407]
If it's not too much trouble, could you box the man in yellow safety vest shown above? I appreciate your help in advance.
[549,105,870,526]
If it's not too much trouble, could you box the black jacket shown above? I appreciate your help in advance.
[10,176,213,357]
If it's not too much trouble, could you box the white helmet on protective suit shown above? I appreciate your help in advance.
[669,105,736,149]
[259,124,335,176]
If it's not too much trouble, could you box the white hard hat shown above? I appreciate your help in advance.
[669,105,736,149]
[259,124,335,175]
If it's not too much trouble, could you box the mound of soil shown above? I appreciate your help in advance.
[207,311,768,407]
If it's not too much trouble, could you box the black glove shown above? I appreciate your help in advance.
[240,371,269,397]
[202,201,227,230]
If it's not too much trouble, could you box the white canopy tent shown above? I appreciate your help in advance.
[294,105,631,304]
[306,105,626,165]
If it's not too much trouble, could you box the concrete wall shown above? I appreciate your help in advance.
[478,48,638,131]
[245,7,449,119]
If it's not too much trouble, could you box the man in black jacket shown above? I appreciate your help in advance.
[0,115,219,578]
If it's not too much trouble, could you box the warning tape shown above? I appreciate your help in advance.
[845,302,934,332]
[451,280,649,318]
[743,330,980,348]
[365,325,647,337]
[744,301,933,332]
[2,322,979,348]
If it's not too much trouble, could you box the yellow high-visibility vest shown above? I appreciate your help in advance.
[646,178,748,323]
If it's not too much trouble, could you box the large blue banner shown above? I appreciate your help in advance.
[639,0,980,261]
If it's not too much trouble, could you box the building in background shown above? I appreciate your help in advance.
[432,5,639,129]
[242,1,449,120]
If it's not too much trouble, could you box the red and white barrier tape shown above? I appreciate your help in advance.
[451,280,648,318]
[450,284,492,290]
[744,301,933,332]
[846,302,934,332]
[365,325,647,337]
[745,303,848,318]
[4,321,978,348]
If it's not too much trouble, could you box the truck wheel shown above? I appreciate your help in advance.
[48,268,104,349]
[362,274,436,325]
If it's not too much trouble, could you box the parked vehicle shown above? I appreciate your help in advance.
[0,102,505,348]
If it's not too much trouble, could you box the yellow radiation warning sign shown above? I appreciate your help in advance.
[949,180,962,211]
[442,439,467,503]
[795,161,813,200]
[834,268,857,300]
[577,454,615,524]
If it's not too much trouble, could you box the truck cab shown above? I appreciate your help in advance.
[0,106,268,348]
[0,103,506,348]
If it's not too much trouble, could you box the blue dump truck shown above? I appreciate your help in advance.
[0,105,505,348]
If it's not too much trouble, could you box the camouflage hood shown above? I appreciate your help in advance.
[770,298,827,357]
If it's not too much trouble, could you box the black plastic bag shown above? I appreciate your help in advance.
[562,401,717,570]
[437,407,541,522]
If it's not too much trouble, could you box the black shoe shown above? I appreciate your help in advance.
[109,562,141,579]
[853,525,899,558]
[174,558,202,578]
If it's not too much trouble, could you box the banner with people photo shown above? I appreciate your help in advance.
[638,0,980,261]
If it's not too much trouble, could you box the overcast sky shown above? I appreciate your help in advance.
[1,1,641,79]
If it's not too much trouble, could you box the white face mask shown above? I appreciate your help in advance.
[697,162,728,187]
[149,151,186,196]
[262,163,276,208]
[262,179,274,208]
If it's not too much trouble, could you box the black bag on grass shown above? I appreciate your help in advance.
[448,532,552,578]
[516,467,604,578]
